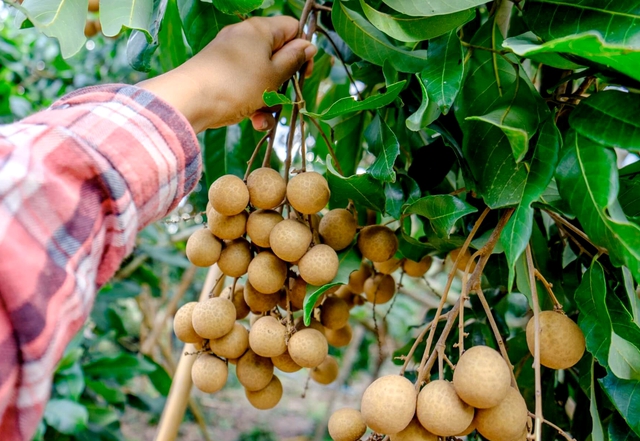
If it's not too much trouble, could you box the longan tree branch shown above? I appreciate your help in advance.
[544,210,608,255]
[534,268,563,310]
[527,412,576,441]
[398,312,450,375]
[244,131,270,181]
[526,245,543,441]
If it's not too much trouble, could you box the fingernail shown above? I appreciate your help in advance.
[304,44,317,61]
[260,120,269,130]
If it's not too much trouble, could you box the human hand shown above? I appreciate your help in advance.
[139,16,316,133]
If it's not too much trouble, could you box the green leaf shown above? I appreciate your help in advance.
[622,267,640,327]
[326,157,386,212]
[302,80,406,120]
[403,194,477,237]
[83,354,156,382]
[406,75,440,131]
[385,173,421,219]
[365,113,400,183]
[422,30,464,115]
[99,0,153,38]
[359,0,473,43]
[126,0,167,72]
[263,91,293,107]
[599,371,640,436]
[619,172,640,219]
[381,0,488,17]
[158,0,188,72]
[609,333,640,380]
[503,31,640,83]
[610,412,640,441]
[331,1,427,73]
[556,130,640,283]
[202,0,262,14]
[590,359,607,441]
[303,245,362,325]
[570,91,640,154]
[19,0,89,58]
[86,380,127,404]
[178,0,239,54]
[44,399,88,435]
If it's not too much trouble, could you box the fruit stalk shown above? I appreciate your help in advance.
[526,244,543,441]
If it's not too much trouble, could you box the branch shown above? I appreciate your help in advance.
[315,26,363,100]
[526,245,543,441]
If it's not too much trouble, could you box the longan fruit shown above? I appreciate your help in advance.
[299,244,339,286]
[475,388,528,441]
[403,256,433,277]
[244,282,281,313]
[294,317,326,335]
[247,167,286,209]
[416,380,474,437]
[221,283,250,320]
[88,0,100,12]
[247,251,287,294]
[246,209,283,248]
[449,247,476,273]
[278,276,306,311]
[269,219,312,262]
[348,263,372,294]
[210,323,249,360]
[191,353,227,394]
[361,375,416,435]
[218,238,252,277]
[173,302,201,343]
[357,225,398,263]
[207,208,247,240]
[453,345,511,409]
[245,375,283,410]
[84,20,98,37]
[328,408,367,441]
[191,297,236,339]
[325,323,352,347]
[249,316,287,358]
[272,350,302,373]
[287,328,328,368]
[236,349,274,392]
[311,355,339,385]
[456,419,477,437]
[390,418,438,441]
[364,274,396,304]
[287,171,330,214]
[208,174,249,216]
[320,296,350,330]
[186,228,222,267]
[374,257,403,275]
[526,310,585,370]
[319,209,357,250]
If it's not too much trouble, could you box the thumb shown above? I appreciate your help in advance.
[270,39,317,86]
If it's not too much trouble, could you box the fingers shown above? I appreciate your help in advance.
[248,15,300,52]
[271,39,317,86]
[250,111,277,131]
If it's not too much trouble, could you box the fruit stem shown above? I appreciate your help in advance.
[262,108,282,168]
[533,268,563,311]
[526,245,544,441]
[457,269,470,356]
[544,209,608,256]
[527,411,576,441]
[244,131,270,181]
[307,116,344,175]
[398,311,450,375]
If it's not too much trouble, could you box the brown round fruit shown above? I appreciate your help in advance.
[245,374,283,410]
[269,219,312,262]
[208,174,249,216]
[390,418,438,441]
[218,238,252,277]
[84,20,98,37]
[236,349,274,392]
[286,171,330,214]
[247,251,287,294]
[287,328,328,368]
[221,283,250,320]
[247,167,286,209]
[288,276,307,310]
[403,256,433,277]
[272,350,302,373]
[449,247,476,273]
[416,380,474,437]
[320,296,350,330]
[325,323,352,347]
[186,228,222,267]
[374,257,403,275]
[191,297,236,339]
[364,274,396,304]
[294,317,326,335]
[319,209,357,251]
[526,310,586,370]
[243,282,281,313]
[361,375,416,435]
[328,408,367,441]
[210,323,249,360]
[246,209,283,248]
[173,302,201,344]
[358,225,398,263]
[207,208,247,240]
[348,263,373,294]
[453,345,511,409]
[299,244,339,286]
[88,0,100,12]
[311,355,339,385]
[249,316,287,358]
[475,388,528,441]
[191,353,227,394]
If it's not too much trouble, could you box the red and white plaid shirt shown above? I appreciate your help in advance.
[0,84,201,440]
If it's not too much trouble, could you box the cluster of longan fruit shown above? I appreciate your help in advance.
[84,0,102,37]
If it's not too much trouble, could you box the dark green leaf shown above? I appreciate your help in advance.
[502,32,587,70]
[381,0,488,17]
[365,113,400,183]
[360,1,473,43]
[422,30,464,114]
[83,354,157,382]
[331,1,427,73]
[126,0,167,72]
[54,362,85,401]
[326,157,386,212]
[158,0,188,72]
[600,371,640,436]
[44,399,88,435]
[556,130,640,283]
[570,91,640,154]
[86,380,127,404]
[590,359,607,441]
[610,412,640,441]
[619,172,640,219]
[204,0,263,15]
[403,194,477,237]
[406,74,440,131]
[385,173,421,219]
[178,0,239,54]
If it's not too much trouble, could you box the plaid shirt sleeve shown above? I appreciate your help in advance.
[0,84,201,440]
